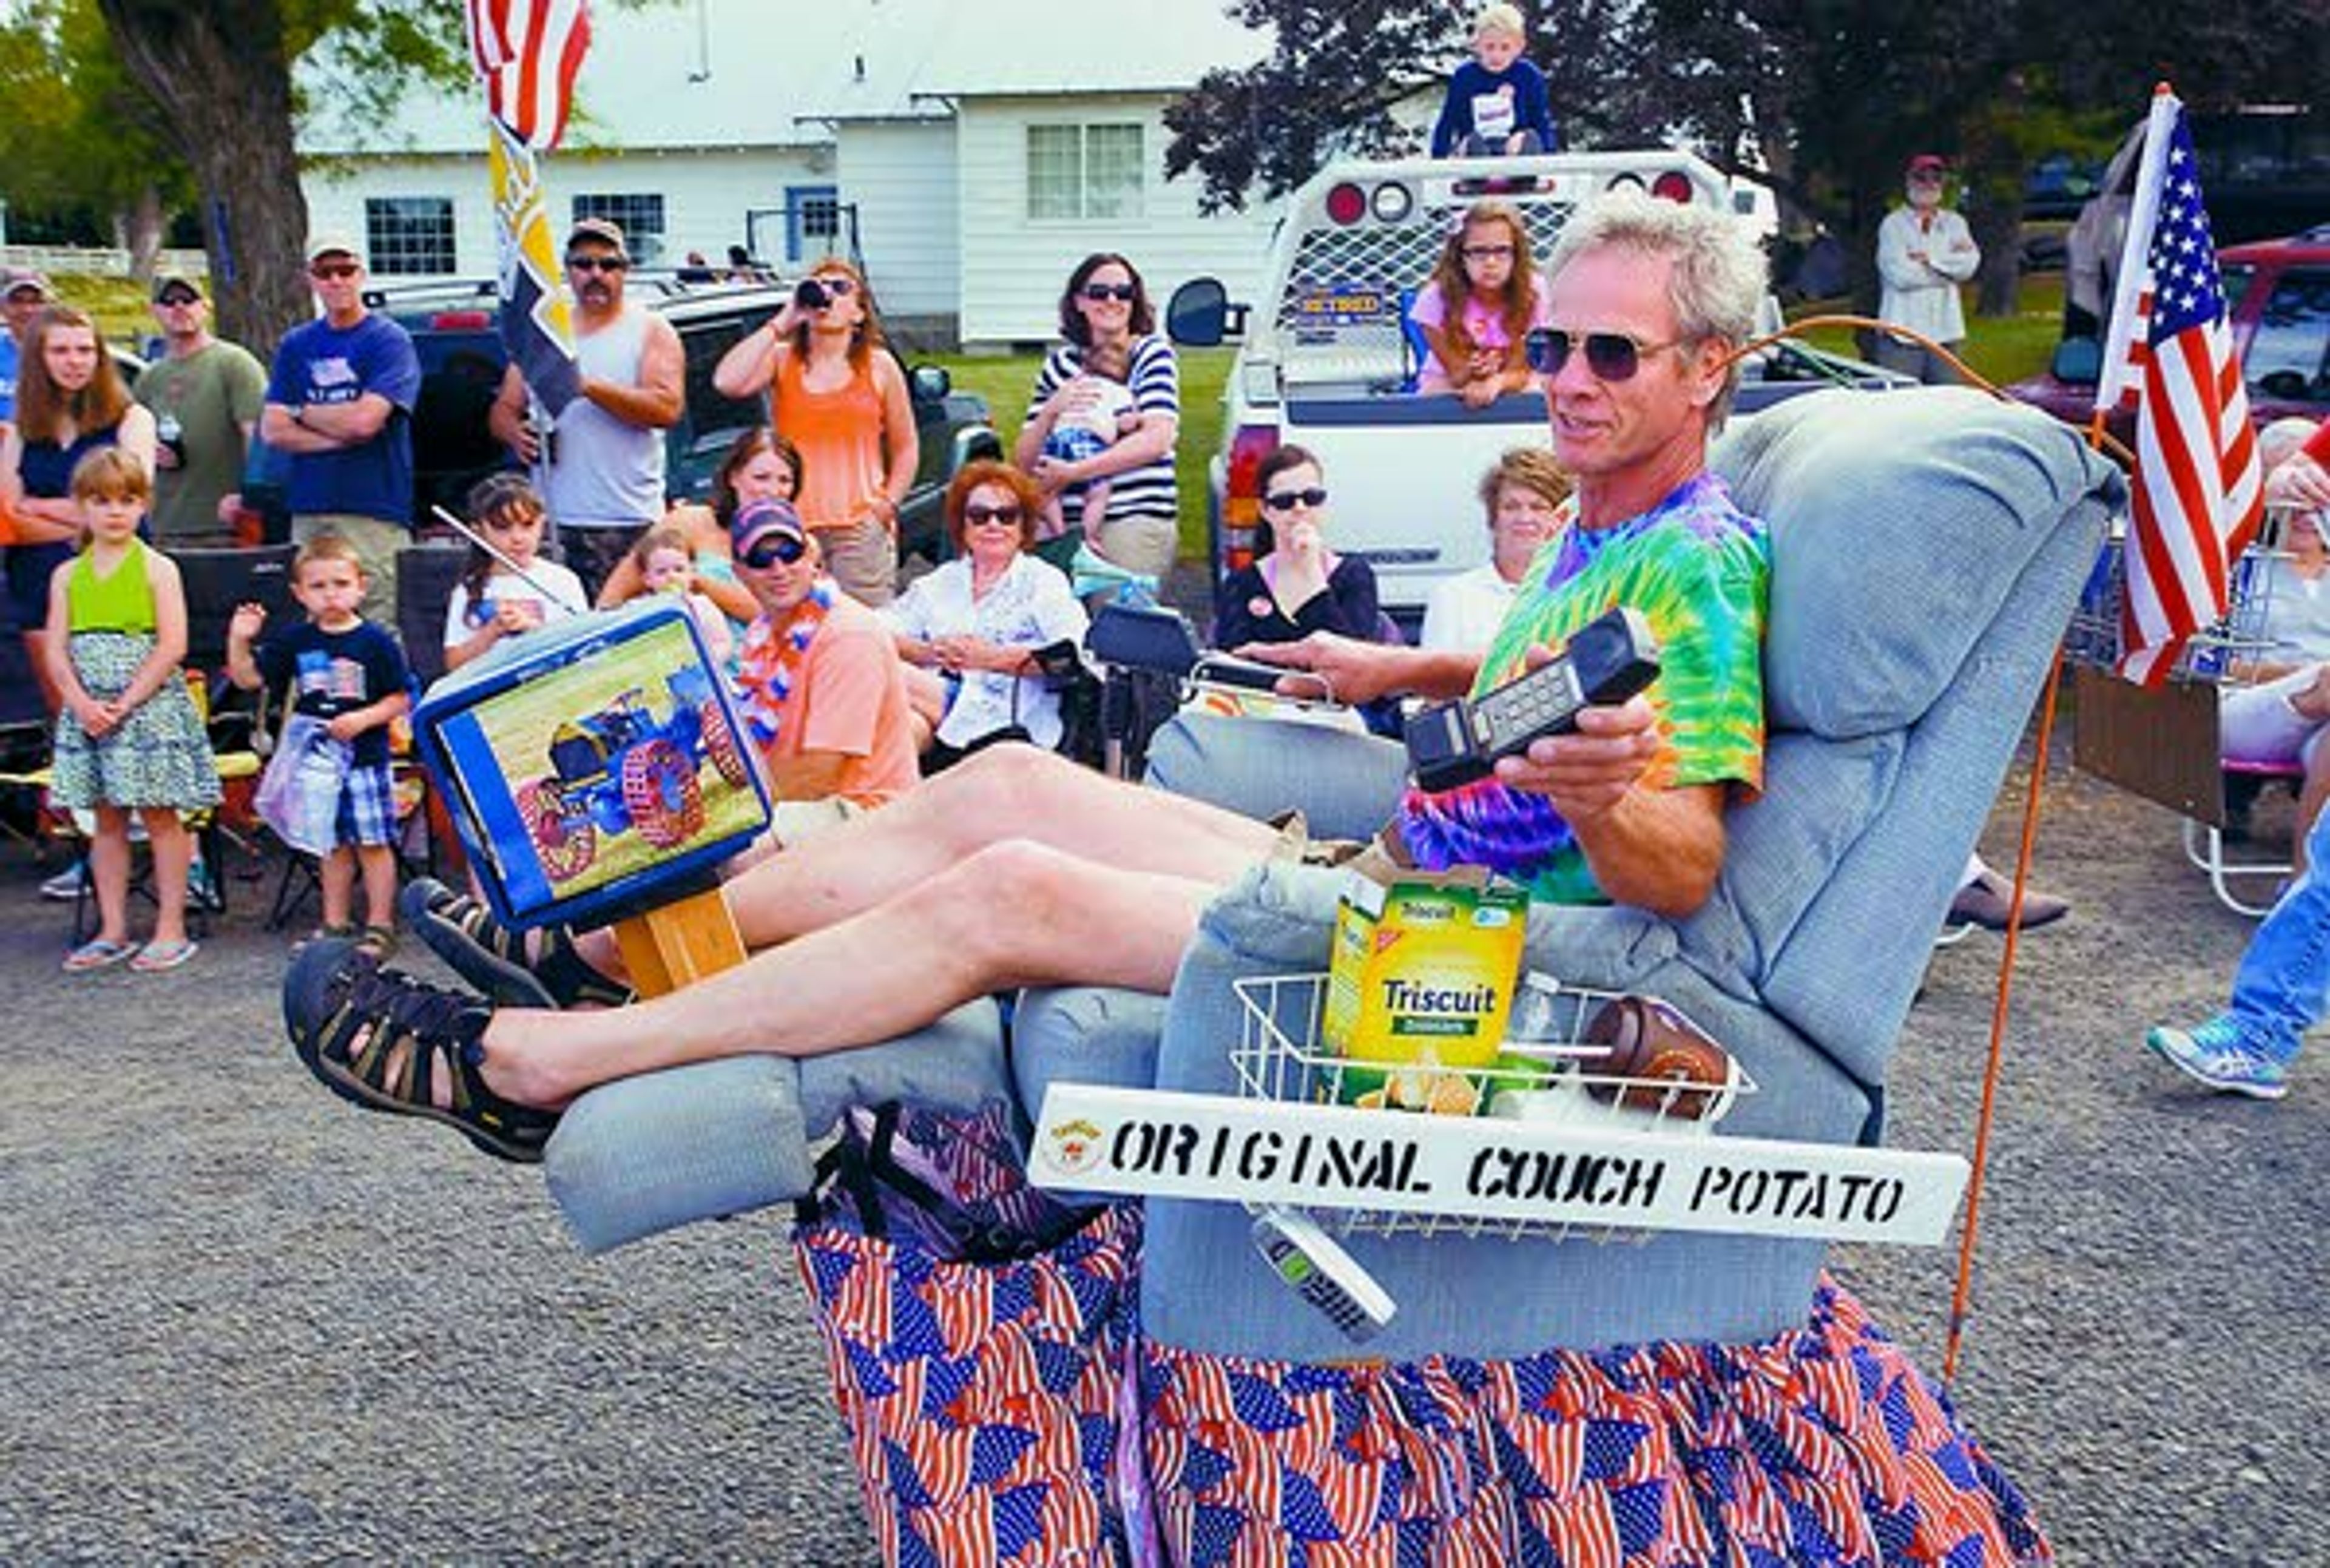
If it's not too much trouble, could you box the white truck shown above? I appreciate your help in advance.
[1165,150,1900,634]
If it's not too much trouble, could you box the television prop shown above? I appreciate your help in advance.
[413,601,769,989]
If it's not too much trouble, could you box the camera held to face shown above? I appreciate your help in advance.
[794,278,828,311]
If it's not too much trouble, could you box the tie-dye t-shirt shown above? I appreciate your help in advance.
[1391,470,1768,904]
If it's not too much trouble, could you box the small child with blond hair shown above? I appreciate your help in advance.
[1430,4,1557,158]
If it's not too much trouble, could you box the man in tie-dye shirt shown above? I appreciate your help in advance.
[288,188,1775,1143]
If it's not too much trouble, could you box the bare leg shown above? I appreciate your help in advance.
[485,840,1220,1108]
[570,743,1279,977]
[320,846,356,930]
[141,808,192,947]
[87,809,132,945]
[356,844,398,930]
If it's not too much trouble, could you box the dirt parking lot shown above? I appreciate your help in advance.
[0,732,2320,1564]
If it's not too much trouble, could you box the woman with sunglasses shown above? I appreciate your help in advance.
[1212,445,1396,732]
[712,259,918,608]
[883,460,1089,769]
[728,495,919,813]
[2,305,157,711]
[1013,254,1181,582]
[1410,200,1548,408]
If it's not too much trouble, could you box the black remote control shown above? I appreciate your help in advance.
[1403,606,1661,793]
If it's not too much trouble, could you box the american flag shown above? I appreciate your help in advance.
[467,0,592,150]
[2096,89,2264,684]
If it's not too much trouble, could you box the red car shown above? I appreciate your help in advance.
[2007,229,2330,456]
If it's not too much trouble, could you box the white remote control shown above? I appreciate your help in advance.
[1249,1206,1397,1341]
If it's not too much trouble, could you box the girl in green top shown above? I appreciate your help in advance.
[42,447,221,972]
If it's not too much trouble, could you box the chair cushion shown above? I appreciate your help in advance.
[1715,386,2115,741]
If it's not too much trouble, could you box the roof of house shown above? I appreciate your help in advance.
[298,0,1269,155]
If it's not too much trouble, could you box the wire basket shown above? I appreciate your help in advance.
[2067,526,2285,681]
[1229,972,1760,1243]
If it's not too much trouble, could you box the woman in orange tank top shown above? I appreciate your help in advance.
[711,258,919,606]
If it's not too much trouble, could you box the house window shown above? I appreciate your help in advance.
[1027,123,1144,221]
[363,197,455,275]
[786,185,840,263]
[572,194,667,265]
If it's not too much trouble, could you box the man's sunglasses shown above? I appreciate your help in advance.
[1524,327,1687,382]
[1081,283,1138,303]
[308,262,360,280]
[964,503,1023,527]
[738,533,809,570]
[156,292,201,308]
[1261,487,1328,512]
[567,254,629,273]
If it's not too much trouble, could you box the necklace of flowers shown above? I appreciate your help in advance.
[734,576,836,747]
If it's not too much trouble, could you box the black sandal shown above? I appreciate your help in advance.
[282,942,559,1164]
[400,878,633,1010]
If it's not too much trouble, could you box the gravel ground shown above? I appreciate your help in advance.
[0,735,2322,1566]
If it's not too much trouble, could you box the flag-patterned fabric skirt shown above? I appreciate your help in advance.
[792,1111,2048,1567]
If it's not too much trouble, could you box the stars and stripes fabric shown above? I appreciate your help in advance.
[465,0,591,151]
[2096,89,2265,684]
[791,1101,2048,1565]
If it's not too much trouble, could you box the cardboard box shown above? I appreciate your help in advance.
[1321,867,1527,1114]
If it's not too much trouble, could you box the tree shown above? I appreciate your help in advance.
[0,0,192,273]
[1166,0,2330,320]
[93,1,465,354]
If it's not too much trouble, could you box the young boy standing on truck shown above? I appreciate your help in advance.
[1429,4,1557,158]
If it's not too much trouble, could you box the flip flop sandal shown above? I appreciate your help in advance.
[402,878,632,1010]
[63,938,140,973]
[282,945,557,1164]
[130,939,199,973]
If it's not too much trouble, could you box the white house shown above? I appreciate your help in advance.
[296,0,1283,347]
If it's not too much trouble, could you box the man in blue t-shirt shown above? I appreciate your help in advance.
[261,235,423,630]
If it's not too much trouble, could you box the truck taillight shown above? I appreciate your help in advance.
[1324,182,1367,225]
[1221,424,1279,572]
[1650,170,1695,203]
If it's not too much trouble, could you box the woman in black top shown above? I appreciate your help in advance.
[1212,444,1384,648]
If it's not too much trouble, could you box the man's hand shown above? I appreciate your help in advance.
[1494,689,1661,821]
[325,713,367,744]
[1237,632,1404,706]
[2268,455,2330,511]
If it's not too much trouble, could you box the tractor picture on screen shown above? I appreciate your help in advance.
[516,667,752,883]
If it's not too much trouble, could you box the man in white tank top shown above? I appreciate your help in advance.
[490,218,684,601]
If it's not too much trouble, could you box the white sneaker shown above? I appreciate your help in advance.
[39,862,88,902]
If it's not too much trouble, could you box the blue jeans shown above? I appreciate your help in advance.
[2227,805,2330,1061]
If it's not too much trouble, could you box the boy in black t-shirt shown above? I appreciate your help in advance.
[227,535,411,951]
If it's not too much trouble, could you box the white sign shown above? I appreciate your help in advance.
[1030,1084,1968,1247]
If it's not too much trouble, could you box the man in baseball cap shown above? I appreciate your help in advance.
[138,271,269,547]
[1875,152,1980,385]
[0,268,52,425]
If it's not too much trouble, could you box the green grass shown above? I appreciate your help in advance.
[1785,272,2068,389]
[932,346,1236,563]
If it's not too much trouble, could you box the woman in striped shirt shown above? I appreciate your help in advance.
[1013,254,1181,582]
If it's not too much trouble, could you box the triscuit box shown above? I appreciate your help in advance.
[1321,867,1527,1115]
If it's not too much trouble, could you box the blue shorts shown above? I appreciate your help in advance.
[335,760,397,848]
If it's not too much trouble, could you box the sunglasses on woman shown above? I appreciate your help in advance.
[1261,487,1328,512]
[1080,283,1138,303]
[814,276,857,296]
[738,534,809,570]
[1523,327,1686,382]
[964,503,1023,527]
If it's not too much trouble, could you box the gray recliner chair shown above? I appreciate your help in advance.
[543,387,2119,1365]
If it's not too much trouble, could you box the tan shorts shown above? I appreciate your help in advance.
[1092,513,1179,583]
[815,517,897,607]
[293,513,408,632]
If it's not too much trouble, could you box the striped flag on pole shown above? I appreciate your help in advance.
[2095,86,2264,685]
[467,0,592,151]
